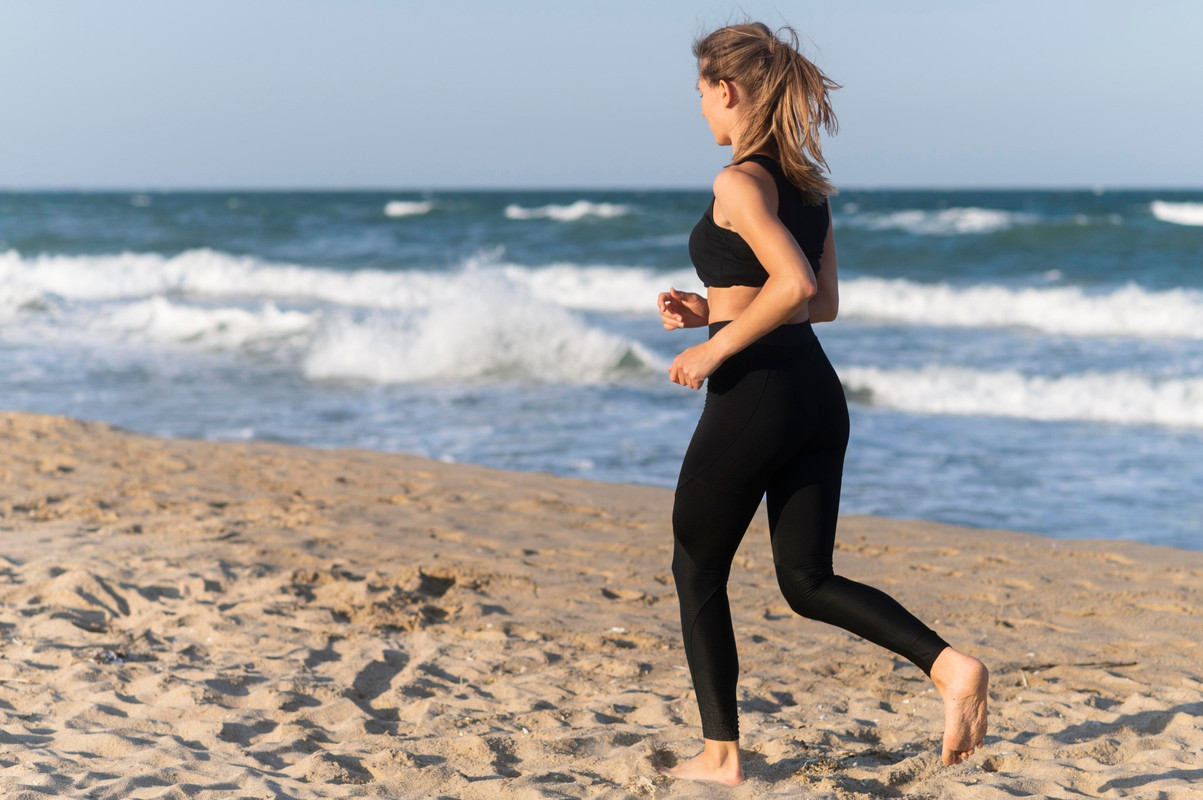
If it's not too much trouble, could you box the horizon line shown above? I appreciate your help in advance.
[5,184,1203,194]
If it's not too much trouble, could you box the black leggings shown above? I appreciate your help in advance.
[671,320,949,741]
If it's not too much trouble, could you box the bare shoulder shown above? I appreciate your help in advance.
[712,162,776,229]
[712,161,772,200]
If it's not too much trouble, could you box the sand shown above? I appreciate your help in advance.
[0,410,1200,799]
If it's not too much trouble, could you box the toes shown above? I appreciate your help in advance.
[942,748,977,765]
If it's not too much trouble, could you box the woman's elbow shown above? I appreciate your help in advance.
[782,276,817,309]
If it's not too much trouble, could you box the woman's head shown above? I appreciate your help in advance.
[694,22,840,202]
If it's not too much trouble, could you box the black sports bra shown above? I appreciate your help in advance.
[688,154,829,288]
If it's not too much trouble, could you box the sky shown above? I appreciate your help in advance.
[2,0,1201,190]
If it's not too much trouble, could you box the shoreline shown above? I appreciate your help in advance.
[7,407,1198,555]
[2,410,1200,798]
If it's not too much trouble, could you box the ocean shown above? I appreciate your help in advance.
[2,188,1201,549]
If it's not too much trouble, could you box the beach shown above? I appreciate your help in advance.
[1,410,1199,799]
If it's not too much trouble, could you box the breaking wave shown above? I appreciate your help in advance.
[383,200,434,217]
[1150,200,1203,227]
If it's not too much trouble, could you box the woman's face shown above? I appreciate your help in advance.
[697,75,736,146]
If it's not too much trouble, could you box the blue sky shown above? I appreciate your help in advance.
[3,1,1200,189]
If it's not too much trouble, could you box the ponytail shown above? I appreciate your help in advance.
[694,23,841,204]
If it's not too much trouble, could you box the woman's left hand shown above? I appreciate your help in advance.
[669,342,723,390]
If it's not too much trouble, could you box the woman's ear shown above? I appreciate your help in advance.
[718,79,739,108]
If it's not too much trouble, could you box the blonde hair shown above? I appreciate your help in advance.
[694,22,840,204]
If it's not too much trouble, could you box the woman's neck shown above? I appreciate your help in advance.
[731,135,778,162]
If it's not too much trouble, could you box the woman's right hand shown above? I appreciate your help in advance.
[658,287,709,330]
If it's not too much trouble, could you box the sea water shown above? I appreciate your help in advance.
[2,189,1201,548]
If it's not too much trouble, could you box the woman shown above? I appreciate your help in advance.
[657,22,988,785]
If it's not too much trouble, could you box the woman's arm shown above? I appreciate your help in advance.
[807,202,839,323]
[668,166,818,389]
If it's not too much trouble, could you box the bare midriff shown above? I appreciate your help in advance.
[707,285,811,326]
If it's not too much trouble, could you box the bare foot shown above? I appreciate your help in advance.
[657,738,743,786]
[930,647,989,765]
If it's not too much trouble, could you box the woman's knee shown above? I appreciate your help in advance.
[774,562,834,617]
[671,539,729,587]
[670,541,694,582]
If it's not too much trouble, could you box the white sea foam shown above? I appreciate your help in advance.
[841,278,1203,338]
[4,248,1200,340]
[0,248,701,314]
[1150,200,1203,226]
[302,271,660,384]
[303,308,654,384]
[504,200,632,222]
[0,249,659,383]
[384,200,434,217]
[843,207,1034,235]
[97,296,314,348]
[841,365,1203,429]
[0,283,45,319]
[0,248,449,308]
[505,263,701,312]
